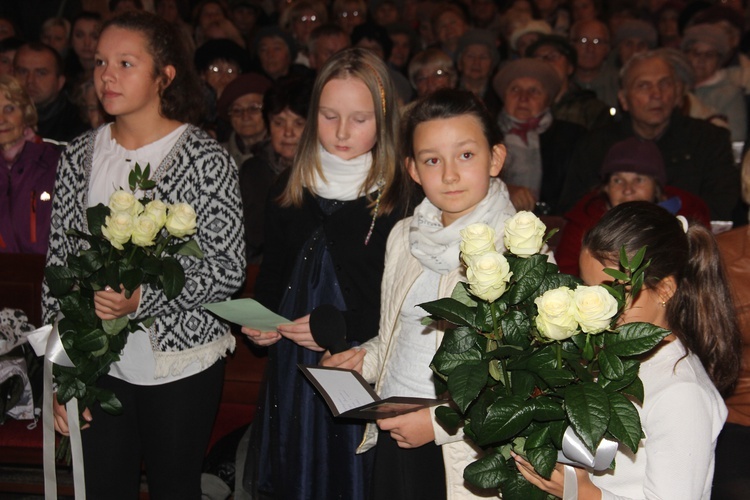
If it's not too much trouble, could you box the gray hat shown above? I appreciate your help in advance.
[493,58,562,100]
[614,19,658,48]
[681,24,731,62]
[455,29,500,69]
[509,20,552,51]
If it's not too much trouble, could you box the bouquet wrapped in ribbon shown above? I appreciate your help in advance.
[421,212,670,499]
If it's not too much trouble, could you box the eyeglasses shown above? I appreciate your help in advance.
[208,65,239,75]
[414,69,452,85]
[296,14,319,23]
[338,10,360,19]
[229,103,263,117]
[687,48,720,61]
[572,37,609,46]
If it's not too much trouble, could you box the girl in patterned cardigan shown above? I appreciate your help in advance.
[42,12,245,499]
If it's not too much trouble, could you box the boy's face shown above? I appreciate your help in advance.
[407,114,505,227]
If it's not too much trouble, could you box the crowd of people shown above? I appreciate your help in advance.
[0,0,748,499]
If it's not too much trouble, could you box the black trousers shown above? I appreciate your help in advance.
[80,360,224,500]
[712,422,750,500]
[371,429,447,500]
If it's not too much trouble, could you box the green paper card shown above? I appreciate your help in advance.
[203,298,290,332]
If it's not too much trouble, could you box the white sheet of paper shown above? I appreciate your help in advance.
[202,298,290,332]
[305,366,376,413]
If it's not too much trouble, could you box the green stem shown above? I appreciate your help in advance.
[556,342,562,370]
[490,302,512,396]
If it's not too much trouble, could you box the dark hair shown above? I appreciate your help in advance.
[262,74,314,128]
[17,42,64,76]
[0,37,25,54]
[101,11,205,124]
[526,34,578,69]
[193,38,249,72]
[401,88,502,161]
[583,202,741,396]
[351,21,393,60]
[71,10,103,31]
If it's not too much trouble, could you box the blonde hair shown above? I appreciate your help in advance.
[0,75,37,129]
[280,48,403,215]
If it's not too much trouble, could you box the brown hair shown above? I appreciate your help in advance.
[101,11,205,124]
[583,201,741,396]
[0,75,37,128]
[280,48,406,216]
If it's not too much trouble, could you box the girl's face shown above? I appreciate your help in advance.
[604,172,658,207]
[579,248,669,329]
[42,25,70,55]
[270,107,306,161]
[406,114,505,226]
[317,77,377,161]
[94,27,171,122]
[0,93,26,149]
[229,92,265,141]
[72,19,101,68]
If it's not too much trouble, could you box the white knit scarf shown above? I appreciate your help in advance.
[309,143,375,200]
[409,178,516,274]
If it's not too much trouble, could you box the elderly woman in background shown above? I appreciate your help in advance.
[281,0,327,66]
[240,75,313,264]
[0,76,61,255]
[683,23,747,142]
[493,58,585,214]
[217,73,272,169]
[408,47,457,98]
[455,29,501,119]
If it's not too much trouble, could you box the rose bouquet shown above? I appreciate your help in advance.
[421,212,670,499]
[44,163,203,423]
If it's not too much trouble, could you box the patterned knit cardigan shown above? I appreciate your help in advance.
[42,125,247,377]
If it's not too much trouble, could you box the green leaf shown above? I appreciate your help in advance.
[97,389,123,415]
[621,375,644,404]
[448,361,489,413]
[509,370,535,397]
[121,267,144,293]
[564,382,610,453]
[527,443,558,479]
[628,246,648,271]
[525,427,551,449]
[435,405,462,428]
[440,326,480,354]
[44,265,78,297]
[471,396,534,446]
[451,281,478,307]
[498,472,549,500]
[141,316,156,329]
[604,322,671,357]
[501,310,532,349]
[599,350,625,380]
[598,359,640,392]
[166,239,204,258]
[536,367,576,388]
[56,377,86,403]
[102,317,129,336]
[507,255,548,305]
[74,329,108,352]
[529,397,565,422]
[603,268,629,282]
[606,392,642,453]
[160,256,185,301]
[432,339,484,376]
[86,204,109,237]
[418,298,479,329]
[464,452,512,489]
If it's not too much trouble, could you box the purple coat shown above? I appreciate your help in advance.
[0,141,61,254]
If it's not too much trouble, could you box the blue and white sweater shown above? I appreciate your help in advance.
[42,125,246,377]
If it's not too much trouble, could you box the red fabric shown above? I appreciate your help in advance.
[554,187,712,276]
[508,116,542,145]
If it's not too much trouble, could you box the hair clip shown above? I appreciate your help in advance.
[676,215,688,233]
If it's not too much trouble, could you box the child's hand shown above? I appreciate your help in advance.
[377,407,435,448]
[512,452,601,500]
[320,347,366,373]
[241,326,281,347]
[53,393,92,435]
[94,285,140,320]
[507,185,537,212]
[278,315,325,351]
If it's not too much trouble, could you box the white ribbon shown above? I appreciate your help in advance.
[28,323,86,500]
[562,464,578,500]
[557,426,618,471]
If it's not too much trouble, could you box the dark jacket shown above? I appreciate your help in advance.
[558,111,740,220]
[35,93,88,144]
[538,119,587,215]
[0,140,60,254]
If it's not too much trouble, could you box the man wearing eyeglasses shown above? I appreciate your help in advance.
[569,19,619,108]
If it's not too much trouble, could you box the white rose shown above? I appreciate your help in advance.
[573,285,619,334]
[166,203,197,238]
[465,251,512,303]
[535,287,579,340]
[101,212,134,250]
[131,214,160,247]
[460,223,497,260]
[108,190,143,216]
[503,211,546,258]
[143,199,168,229]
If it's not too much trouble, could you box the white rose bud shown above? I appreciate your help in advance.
[573,285,619,334]
[101,212,134,250]
[465,251,512,303]
[108,189,143,216]
[535,287,579,341]
[460,223,497,260]
[503,211,546,258]
[143,199,168,229]
[131,214,161,247]
[166,203,197,238]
